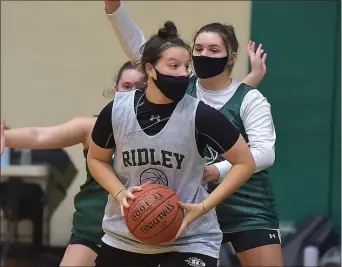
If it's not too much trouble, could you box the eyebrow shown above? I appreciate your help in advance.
[195,44,221,48]
[167,57,179,61]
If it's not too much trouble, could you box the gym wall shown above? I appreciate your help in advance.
[250,1,341,234]
[1,1,251,246]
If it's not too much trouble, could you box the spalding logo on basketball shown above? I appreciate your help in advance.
[139,168,168,186]
[124,183,184,244]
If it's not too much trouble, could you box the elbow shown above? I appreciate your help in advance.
[261,149,275,169]
[267,151,275,168]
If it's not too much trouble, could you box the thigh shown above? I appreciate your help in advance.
[224,229,281,253]
[237,244,283,267]
[159,252,217,267]
[224,229,283,267]
[95,242,158,267]
[69,234,101,255]
[60,244,97,267]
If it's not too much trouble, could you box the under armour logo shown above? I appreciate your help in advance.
[150,115,161,122]
[185,257,206,267]
[269,233,276,239]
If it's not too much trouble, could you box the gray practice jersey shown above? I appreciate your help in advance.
[102,91,223,259]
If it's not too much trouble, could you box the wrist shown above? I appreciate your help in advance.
[104,1,122,15]
[201,200,210,214]
[114,188,126,201]
[249,71,264,81]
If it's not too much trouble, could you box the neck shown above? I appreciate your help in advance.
[199,72,232,91]
[145,82,173,104]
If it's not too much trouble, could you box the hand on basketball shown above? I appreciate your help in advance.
[202,165,220,185]
[173,202,206,240]
[116,182,152,217]
[248,40,267,77]
[0,120,5,156]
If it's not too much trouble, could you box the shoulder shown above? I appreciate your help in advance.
[196,101,224,120]
[243,88,269,105]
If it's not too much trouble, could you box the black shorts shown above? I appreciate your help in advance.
[69,234,101,255]
[222,229,281,253]
[95,242,218,267]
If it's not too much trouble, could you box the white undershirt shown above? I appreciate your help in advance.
[196,79,241,110]
[106,4,276,181]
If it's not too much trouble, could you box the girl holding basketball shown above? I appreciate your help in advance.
[87,21,255,267]
[0,61,140,267]
[104,2,283,266]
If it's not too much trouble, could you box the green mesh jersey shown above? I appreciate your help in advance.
[187,76,279,232]
[71,149,108,244]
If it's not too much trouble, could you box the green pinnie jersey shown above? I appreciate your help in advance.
[187,76,279,232]
[72,149,108,244]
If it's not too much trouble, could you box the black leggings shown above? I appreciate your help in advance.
[95,242,218,267]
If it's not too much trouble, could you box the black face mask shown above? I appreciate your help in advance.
[192,55,228,79]
[152,67,190,103]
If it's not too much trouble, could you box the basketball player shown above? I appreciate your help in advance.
[88,21,256,267]
[0,62,140,267]
[104,2,283,266]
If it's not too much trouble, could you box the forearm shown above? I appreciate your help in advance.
[88,157,125,197]
[5,128,40,149]
[203,164,253,212]
[105,3,146,63]
[242,72,264,88]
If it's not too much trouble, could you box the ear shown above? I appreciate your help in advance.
[229,52,237,66]
[145,63,156,79]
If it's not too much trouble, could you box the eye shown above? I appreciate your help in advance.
[210,49,219,53]
[194,47,202,52]
[170,64,179,69]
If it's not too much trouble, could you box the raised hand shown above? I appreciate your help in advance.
[247,40,267,77]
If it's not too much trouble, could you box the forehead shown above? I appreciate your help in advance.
[195,32,225,47]
[119,69,140,83]
[160,46,190,61]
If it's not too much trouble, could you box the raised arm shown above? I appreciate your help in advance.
[2,117,95,152]
[105,0,146,63]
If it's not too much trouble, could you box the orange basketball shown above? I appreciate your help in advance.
[124,183,184,244]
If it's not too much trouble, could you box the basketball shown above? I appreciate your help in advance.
[124,183,184,244]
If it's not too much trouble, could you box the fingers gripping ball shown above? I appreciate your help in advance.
[124,183,184,244]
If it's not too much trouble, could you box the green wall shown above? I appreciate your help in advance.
[251,1,341,233]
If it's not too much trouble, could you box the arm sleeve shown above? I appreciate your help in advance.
[91,101,116,149]
[241,89,276,171]
[105,4,146,63]
[214,89,276,182]
[195,102,240,154]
